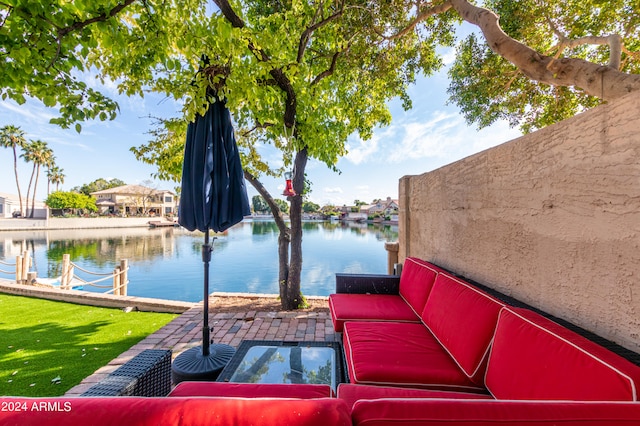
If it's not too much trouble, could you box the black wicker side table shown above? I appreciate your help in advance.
[81,349,172,397]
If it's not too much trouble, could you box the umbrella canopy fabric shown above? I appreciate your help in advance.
[171,97,249,383]
[178,99,250,233]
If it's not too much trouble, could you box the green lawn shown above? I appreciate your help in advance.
[0,294,177,397]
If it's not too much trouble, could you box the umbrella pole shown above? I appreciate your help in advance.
[170,230,235,384]
[202,231,212,356]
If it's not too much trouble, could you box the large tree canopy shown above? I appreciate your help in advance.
[1,0,638,134]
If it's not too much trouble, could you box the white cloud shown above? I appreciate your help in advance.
[323,187,343,194]
[344,128,386,165]
[362,108,523,168]
[0,100,55,123]
[0,100,95,151]
[470,120,522,153]
[342,110,483,167]
[313,187,347,206]
[440,47,458,66]
[388,111,463,162]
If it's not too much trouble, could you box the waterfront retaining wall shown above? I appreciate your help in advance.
[0,217,154,231]
[0,280,193,314]
[399,91,640,352]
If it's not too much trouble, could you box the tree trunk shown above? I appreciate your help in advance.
[282,147,308,310]
[277,231,290,302]
[243,170,292,307]
[243,147,308,311]
[449,0,640,101]
[12,146,24,216]
[24,166,35,218]
[30,165,40,218]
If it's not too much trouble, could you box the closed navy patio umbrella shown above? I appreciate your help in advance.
[171,97,251,383]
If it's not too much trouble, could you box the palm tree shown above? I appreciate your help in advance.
[21,140,53,218]
[46,164,65,194]
[0,125,27,216]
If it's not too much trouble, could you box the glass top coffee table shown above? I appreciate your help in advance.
[216,340,345,390]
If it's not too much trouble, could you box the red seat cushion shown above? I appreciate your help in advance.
[486,307,640,401]
[421,274,504,383]
[351,399,640,426]
[343,321,485,393]
[329,294,421,332]
[169,382,334,398]
[337,383,491,411]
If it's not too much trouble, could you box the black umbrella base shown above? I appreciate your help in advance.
[171,344,236,384]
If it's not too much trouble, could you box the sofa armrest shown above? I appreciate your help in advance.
[335,273,400,294]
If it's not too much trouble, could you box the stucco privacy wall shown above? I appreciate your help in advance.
[399,91,640,353]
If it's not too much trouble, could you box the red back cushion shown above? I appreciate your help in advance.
[486,307,640,401]
[398,258,442,316]
[421,274,504,380]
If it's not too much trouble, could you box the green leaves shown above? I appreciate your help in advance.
[3,0,635,161]
[119,1,454,179]
[448,0,639,132]
[45,191,97,212]
[0,0,135,127]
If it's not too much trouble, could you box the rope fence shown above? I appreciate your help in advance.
[0,259,17,275]
[1,251,129,296]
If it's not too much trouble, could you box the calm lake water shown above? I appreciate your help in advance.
[0,221,398,302]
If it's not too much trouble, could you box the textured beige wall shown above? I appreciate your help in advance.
[399,92,640,352]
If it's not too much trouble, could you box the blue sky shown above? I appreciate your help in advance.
[0,31,522,207]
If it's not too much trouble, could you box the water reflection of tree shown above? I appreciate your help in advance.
[284,348,332,386]
[249,220,397,242]
[22,228,237,279]
[3,237,49,277]
[233,348,284,383]
[190,232,229,256]
[301,222,322,232]
[305,359,333,385]
[231,347,332,386]
[5,221,394,288]
[251,221,280,236]
[46,240,101,277]
[47,237,163,266]
[45,230,182,274]
[372,224,399,241]
[344,223,398,241]
[320,221,341,231]
[286,346,304,384]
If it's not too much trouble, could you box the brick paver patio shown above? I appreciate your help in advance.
[65,297,334,396]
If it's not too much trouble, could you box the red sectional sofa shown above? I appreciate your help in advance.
[329,257,640,424]
[3,257,640,425]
